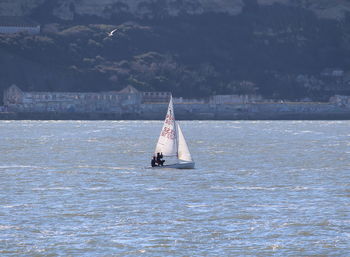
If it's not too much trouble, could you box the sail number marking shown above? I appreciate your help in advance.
[165,114,174,125]
[161,127,175,139]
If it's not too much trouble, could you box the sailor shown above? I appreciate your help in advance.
[160,152,165,165]
[151,156,157,167]
[156,152,165,166]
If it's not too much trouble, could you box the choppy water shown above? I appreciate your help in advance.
[0,120,349,256]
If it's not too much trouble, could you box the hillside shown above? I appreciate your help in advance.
[1,0,350,101]
[1,0,350,20]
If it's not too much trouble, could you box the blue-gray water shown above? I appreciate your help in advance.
[0,121,349,256]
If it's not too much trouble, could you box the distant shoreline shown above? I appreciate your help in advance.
[1,112,350,120]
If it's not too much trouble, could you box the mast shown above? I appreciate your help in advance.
[171,95,179,159]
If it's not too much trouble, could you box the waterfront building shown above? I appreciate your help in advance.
[329,95,350,107]
[142,91,171,103]
[210,94,263,104]
[2,85,350,119]
[0,16,40,35]
[3,85,139,113]
[3,85,171,113]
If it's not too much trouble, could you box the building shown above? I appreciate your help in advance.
[0,16,40,35]
[3,85,350,120]
[210,94,263,104]
[3,85,143,113]
[321,68,344,77]
[142,91,171,103]
[3,85,173,113]
[329,95,350,107]
[3,84,268,113]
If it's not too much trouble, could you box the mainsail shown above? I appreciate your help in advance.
[155,96,177,157]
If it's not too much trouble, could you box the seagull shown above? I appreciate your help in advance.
[108,28,118,37]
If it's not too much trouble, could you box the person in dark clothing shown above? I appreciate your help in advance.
[156,152,165,166]
[151,156,157,167]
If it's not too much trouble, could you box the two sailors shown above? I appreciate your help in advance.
[151,152,165,167]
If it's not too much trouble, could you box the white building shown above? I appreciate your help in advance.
[0,16,40,35]
[210,94,263,104]
[329,95,350,107]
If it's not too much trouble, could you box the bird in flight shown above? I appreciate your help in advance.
[108,28,118,37]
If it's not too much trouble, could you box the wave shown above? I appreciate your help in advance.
[238,186,277,191]
[0,165,40,169]
[146,187,166,191]
[75,165,135,170]
[32,187,72,191]
[186,204,209,208]
[0,225,20,230]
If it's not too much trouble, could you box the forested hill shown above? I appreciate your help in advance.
[1,0,350,101]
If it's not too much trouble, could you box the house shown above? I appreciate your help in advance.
[0,16,40,35]
[321,68,344,77]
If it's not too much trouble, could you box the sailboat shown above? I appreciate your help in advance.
[152,96,195,169]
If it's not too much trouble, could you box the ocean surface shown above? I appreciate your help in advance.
[0,120,349,256]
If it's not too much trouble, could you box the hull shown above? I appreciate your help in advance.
[153,162,195,169]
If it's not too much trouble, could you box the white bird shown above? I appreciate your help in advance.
[108,28,118,37]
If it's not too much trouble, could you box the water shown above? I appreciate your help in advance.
[0,120,349,256]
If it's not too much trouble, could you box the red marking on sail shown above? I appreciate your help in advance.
[161,127,175,139]
[165,114,174,125]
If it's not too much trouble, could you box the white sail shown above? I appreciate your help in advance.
[176,123,193,162]
[155,96,177,157]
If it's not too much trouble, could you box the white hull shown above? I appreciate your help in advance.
[153,162,195,169]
